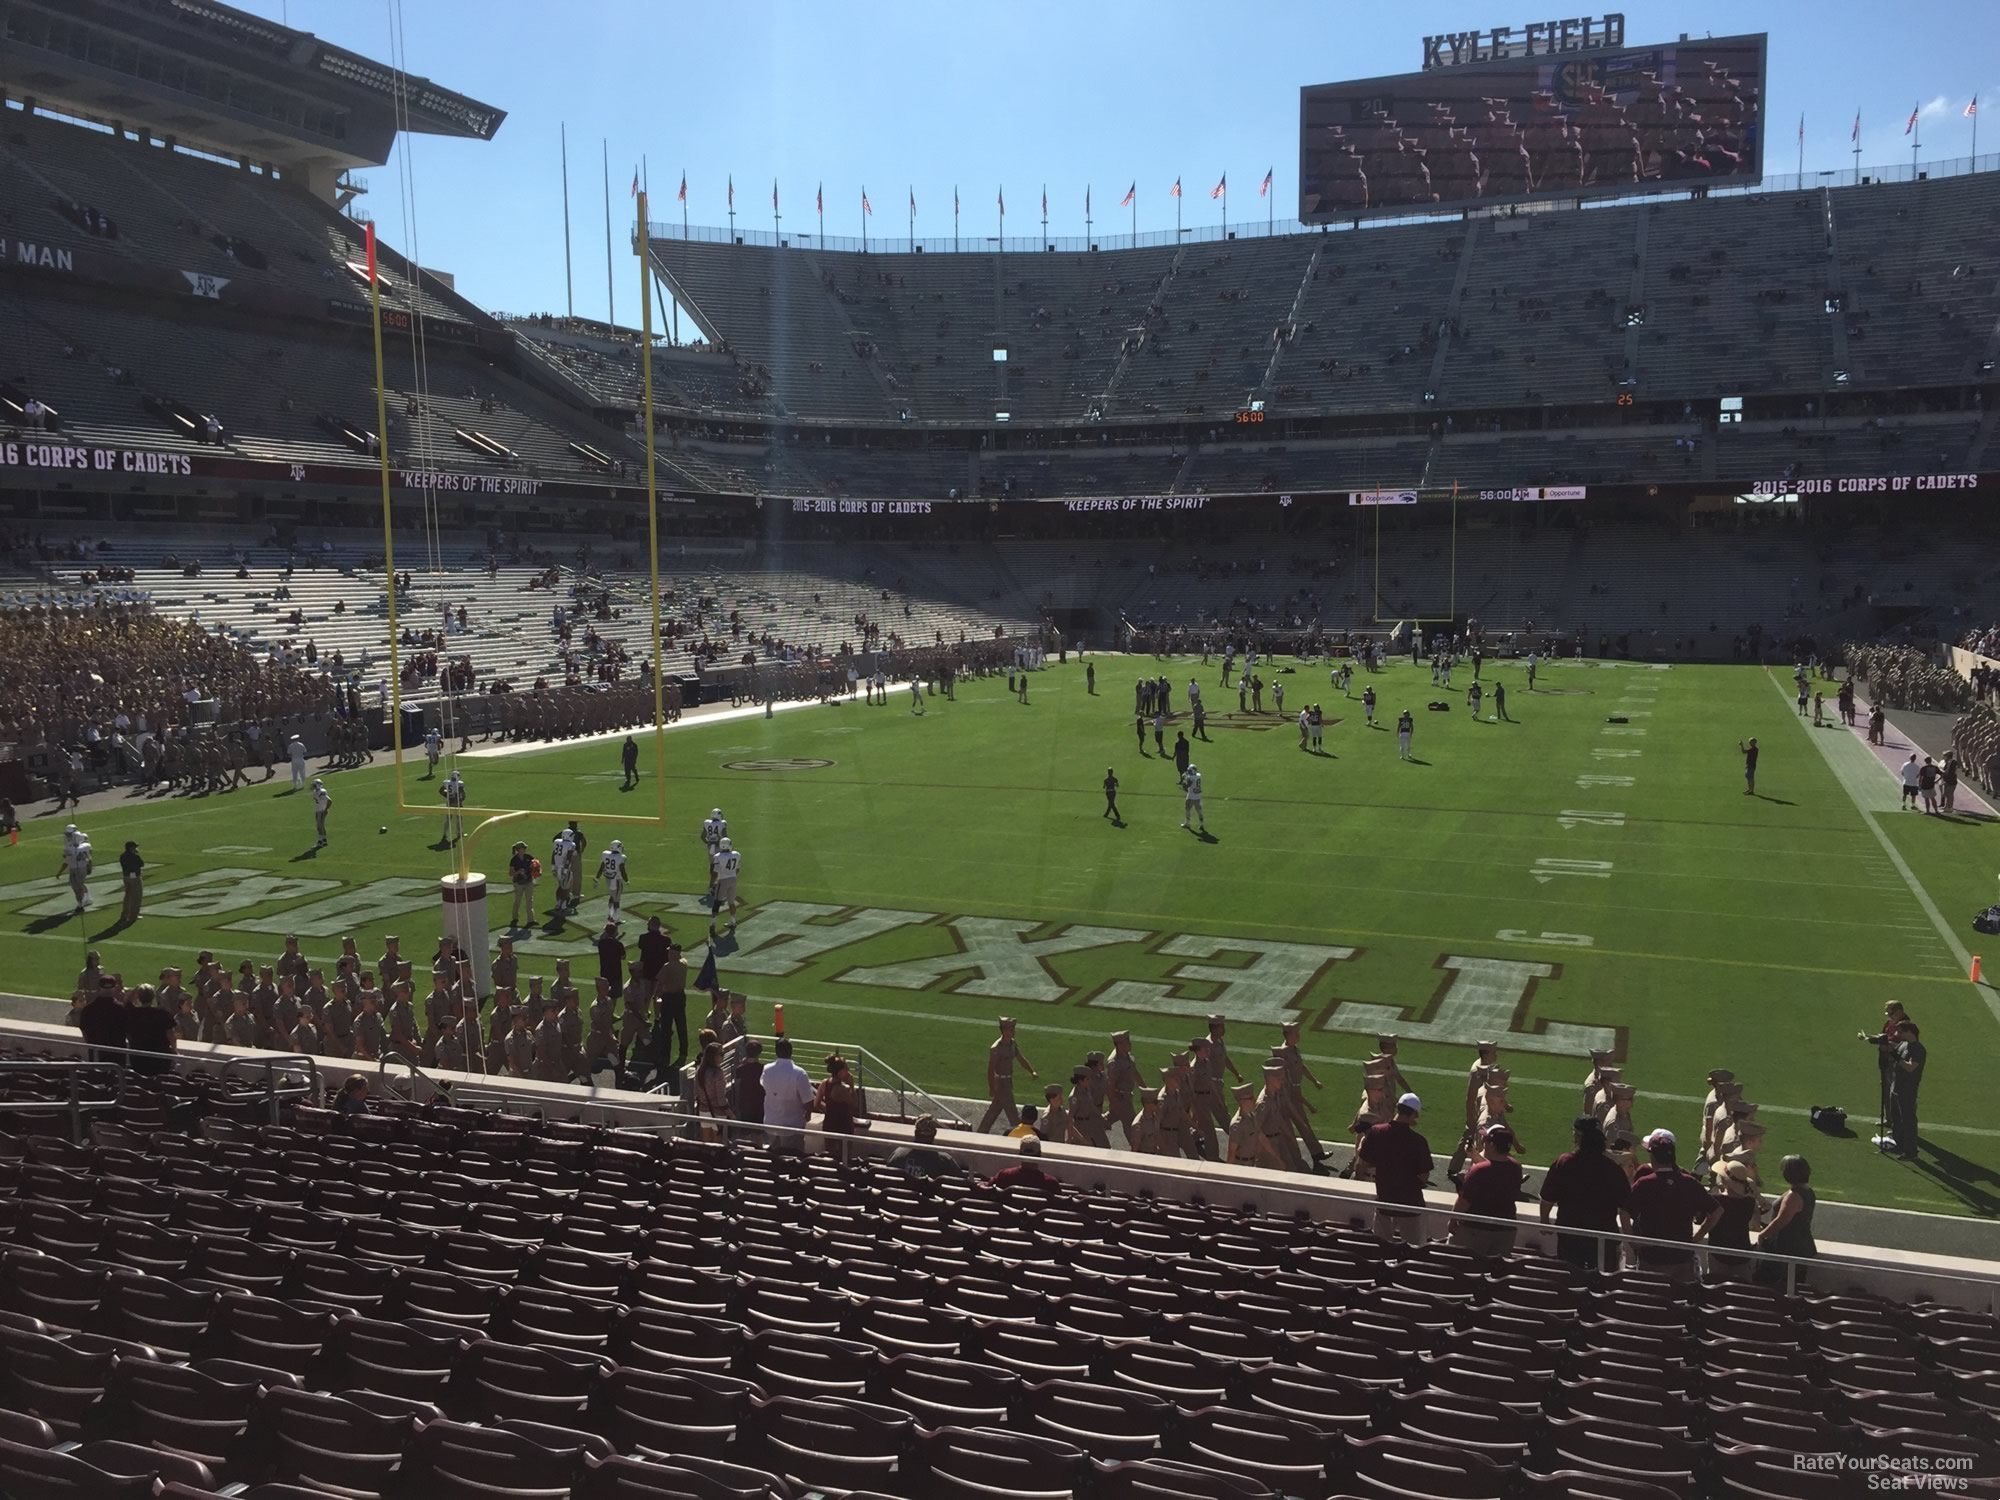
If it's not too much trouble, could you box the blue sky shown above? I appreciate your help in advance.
[241,0,1997,329]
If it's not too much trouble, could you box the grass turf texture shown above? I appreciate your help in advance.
[3,656,1996,1217]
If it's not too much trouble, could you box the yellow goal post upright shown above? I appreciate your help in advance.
[1370,478,1464,640]
[364,202,671,994]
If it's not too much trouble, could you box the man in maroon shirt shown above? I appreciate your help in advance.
[990,1136,1064,1194]
[1622,1127,1720,1279]
[1539,1116,1633,1269]
[1453,1124,1524,1258]
[1358,1092,1434,1243]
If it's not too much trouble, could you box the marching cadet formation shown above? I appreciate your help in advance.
[977,1012,1356,1174]
[87,920,713,1090]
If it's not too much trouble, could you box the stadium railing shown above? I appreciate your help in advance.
[640,147,2000,256]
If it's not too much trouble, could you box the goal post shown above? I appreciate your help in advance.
[1370,481,1463,627]
[365,200,671,902]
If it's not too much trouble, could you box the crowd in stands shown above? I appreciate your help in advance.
[0,602,334,757]
[1843,643,1972,712]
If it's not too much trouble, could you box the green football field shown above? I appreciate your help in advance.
[5,655,1997,1217]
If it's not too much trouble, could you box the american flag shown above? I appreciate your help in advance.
[1968,97,1980,119]
[676,173,686,204]
[1905,102,1919,135]
[861,189,872,216]
[1259,168,1273,197]
[1211,173,1226,200]
[1170,177,1181,199]
[1120,182,1135,207]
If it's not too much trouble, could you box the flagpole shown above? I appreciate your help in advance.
[560,124,574,317]
[909,189,915,251]
[998,187,1004,249]
[817,185,824,247]
[1131,189,1136,247]
[1797,115,1803,181]
[727,175,735,242]
[1853,112,1861,186]
[1040,185,1047,247]
[1268,168,1274,237]
[772,180,779,241]
[1176,183,1182,239]
[953,187,959,253]
[861,188,867,255]
[1913,106,1921,179]
[1085,188,1092,247]
[1974,102,1980,165]
[1221,180,1227,240]
[601,138,614,327]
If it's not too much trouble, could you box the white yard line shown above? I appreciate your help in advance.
[1768,669,1995,1025]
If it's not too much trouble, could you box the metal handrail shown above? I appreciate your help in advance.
[728,1033,970,1128]
[219,1053,321,1126]
[376,1053,435,1104]
[0,1057,126,1141]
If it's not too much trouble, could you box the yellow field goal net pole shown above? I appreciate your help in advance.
[368,198,672,888]
[1371,481,1461,628]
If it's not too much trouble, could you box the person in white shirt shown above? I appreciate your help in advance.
[58,835,93,911]
[762,1037,817,1149]
[289,733,309,788]
[1180,765,1206,833]
[596,840,629,924]
[910,678,925,716]
[551,831,578,916]
[439,771,465,845]
[423,727,443,778]
[312,778,332,847]
[702,807,726,870]
[710,838,742,935]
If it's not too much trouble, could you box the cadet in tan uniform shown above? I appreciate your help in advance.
[1600,1081,1636,1147]
[1373,1034,1414,1099]
[486,988,516,1073]
[1157,1064,1191,1159]
[352,991,385,1061]
[1206,1015,1243,1088]
[1275,1024,1327,1164]
[1227,1082,1279,1169]
[1465,1041,1499,1133]
[587,977,617,1070]
[385,983,419,1063]
[1582,1047,1613,1115]
[558,989,584,1081]
[456,997,485,1077]
[1698,1068,1735,1161]
[1127,1086,1164,1155]
[1184,1036,1223,1160]
[1586,1066,1623,1122]
[1038,1082,1078,1144]
[1105,1031,1139,1145]
[1068,1065,1109,1148]
[533,1001,568,1082]
[490,937,519,999]
[976,1017,1037,1133]
[504,1009,535,1077]
[434,1015,467,1073]
[1257,1061,1306,1171]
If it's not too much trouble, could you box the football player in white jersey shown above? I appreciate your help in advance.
[702,807,726,868]
[439,771,465,845]
[312,777,333,847]
[596,840,629,924]
[910,678,925,715]
[58,831,93,911]
[1179,764,1206,834]
[551,830,577,916]
[709,836,742,935]
[423,726,443,777]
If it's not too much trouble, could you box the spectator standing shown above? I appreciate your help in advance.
[1622,1128,1721,1280]
[79,978,129,1061]
[732,1038,766,1128]
[121,983,176,1076]
[1753,1154,1818,1287]
[690,1040,730,1139]
[1357,1092,1434,1243]
[1702,1160,1760,1279]
[816,1054,861,1138]
[507,841,535,928]
[1887,1020,1926,1159]
[1452,1124,1524,1258]
[1539,1117,1632,1269]
[761,1037,816,1150]
[118,840,144,925]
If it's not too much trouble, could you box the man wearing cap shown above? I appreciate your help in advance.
[1206,1015,1242,1089]
[1038,1082,1079,1145]
[1698,1068,1735,1161]
[1227,1083,1279,1169]
[1358,1092,1435,1242]
[991,1136,1063,1194]
[1127,1087,1164,1155]
[1257,1062,1306,1172]
[1185,1036,1223,1159]
[1582,1048,1613,1116]
[977,1017,1037,1134]
[1453,1124,1524,1258]
[1622,1128,1721,1278]
[1106,1032,1139,1146]
[1069,1064,1110,1148]
[1156,1064,1190,1158]
[490,937,518,1000]
[1275,1024,1327,1164]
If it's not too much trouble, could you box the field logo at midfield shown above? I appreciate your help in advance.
[1322,954,1617,1058]
[1088,938,1361,1027]
[842,918,1152,1005]
[722,758,834,772]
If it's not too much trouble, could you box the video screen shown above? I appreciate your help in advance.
[1300,33,1766,220]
